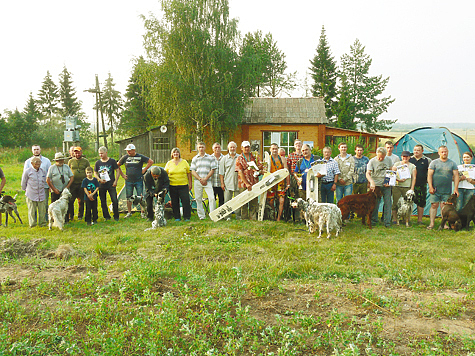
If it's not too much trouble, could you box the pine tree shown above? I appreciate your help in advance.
[58,66,82,117]
[23,92,40,133]
[309,26,338,121]
[101,72,123,143]
[7,109,30,147]
[37,70,59,121]
[334,74,356,130]
[340,39,395,132]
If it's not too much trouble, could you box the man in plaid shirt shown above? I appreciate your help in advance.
[211,142,224,207]
[190,142,218,220]
[316,147,340,203]
[286,139,304,173]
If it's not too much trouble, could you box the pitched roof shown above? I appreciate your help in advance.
[242,97,328,124]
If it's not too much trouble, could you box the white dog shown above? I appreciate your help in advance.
[396,189,415,227]
[145,190,167,231]
[128,195,148,219]
[48,188,72,231]
[292,198,342,239]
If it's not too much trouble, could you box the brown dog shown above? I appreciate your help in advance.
[439,193,462,231]
[337,187,382,229]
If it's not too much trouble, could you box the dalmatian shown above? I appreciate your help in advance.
[145,189,167,231]
[292,198,342,239]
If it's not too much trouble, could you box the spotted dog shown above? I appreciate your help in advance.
[48,188,72,231]
[0,193,23,227]
[292,198,342,239]
[396,189,415,227]
[145,190,167,231]
[128,195,148,219]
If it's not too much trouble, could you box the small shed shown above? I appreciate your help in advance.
[115,124,176,163]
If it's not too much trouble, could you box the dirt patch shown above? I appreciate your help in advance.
[0,237,46,257]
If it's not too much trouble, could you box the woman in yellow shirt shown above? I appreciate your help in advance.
[164,148,192,221]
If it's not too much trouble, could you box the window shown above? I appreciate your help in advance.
[263,131,297,155]
[153,137,170,150]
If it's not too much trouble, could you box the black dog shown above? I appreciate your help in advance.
[457,195,475,230]
[0,193,23,227]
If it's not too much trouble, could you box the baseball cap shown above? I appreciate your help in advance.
[73,147,82,152]
[125,144,136,150]
[241,141,250,147]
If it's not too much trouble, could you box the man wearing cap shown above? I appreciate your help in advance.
[118,143,154,218]
[144,166,170,221]
[190,142,217,220]
[391,151,417,223]
[68,147,90,221]
[24,145,51,221]
[235,140,263,220]
[47,153,74,223]
[94,146,120,221]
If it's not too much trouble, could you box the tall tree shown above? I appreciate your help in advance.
[309,26,338,121]
[334,74,356,130]
[120,57,154,136]
[340,39,395,132]
[260,32,296,98]
[140,0,245,143]
[37,70,59,121]
[23,92,40,134]
[101,72,123,143]
[58,66,82,117]
[6,109,31,147]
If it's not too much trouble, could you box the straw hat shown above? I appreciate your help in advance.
[53,152,69,161]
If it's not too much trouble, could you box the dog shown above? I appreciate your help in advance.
[145,190,167,231]
[439,193,462,231]
[396,189,415,227]
[292,198,342,239]
[337,187,382,229]
[458,195,475,230]
[0,194,23,227]
[128,195,148,219]
[48,188,72,231]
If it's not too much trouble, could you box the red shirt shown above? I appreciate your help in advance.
[235,153,263,188]
[287,152,303,173]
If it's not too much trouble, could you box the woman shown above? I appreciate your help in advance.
[164,148,192,221]
[21,157,47,227]
[457,151,475,211]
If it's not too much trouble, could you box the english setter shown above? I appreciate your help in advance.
[292,198,342,239]
[145,190,167,231]
[48,188,72,231]
[396,189,415,227]
[128,195,148,219]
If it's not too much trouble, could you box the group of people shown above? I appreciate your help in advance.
[7,138,473,229]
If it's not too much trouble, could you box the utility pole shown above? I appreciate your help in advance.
[84,75,108,150]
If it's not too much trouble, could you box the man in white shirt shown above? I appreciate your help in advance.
[219,141,240,219]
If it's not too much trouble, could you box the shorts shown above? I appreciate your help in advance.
[413,185,427,208]
[125,180,144,199]
[267,180,286,199]
[429,192,451,204]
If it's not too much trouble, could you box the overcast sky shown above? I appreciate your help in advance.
[1,0,473,126]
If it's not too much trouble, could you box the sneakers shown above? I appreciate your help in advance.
[124,212,133,218]
[175,218,181,222]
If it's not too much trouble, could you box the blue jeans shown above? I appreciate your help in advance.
[321,182,335,203]
[336,184,353,203]
[457,188,475,211]
[372,186,392,227]
[125,180,144,198]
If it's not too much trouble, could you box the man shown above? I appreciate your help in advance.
[267,143,290,221]
[317,147,340,204]
[385,141,400,165]
[144,166,170,221]
[293,144,317,220]
[366,147,393,228]
[211,142,224,207]
[0,167,5,226]
[427,145,459,230]
[353,144,370,194]
[235,140,263,220]
[190,142,217,220]
[118,143,154,218]
[47,152,74,223]
[68,147,90,221]
[286,139,303,175]
[21,157,47,227]
[24,145,51,221]
[409,144,432,224]
[94,146,120,222]
[219,141,240,219]
[334,142,355,202]
[391,151,417,224]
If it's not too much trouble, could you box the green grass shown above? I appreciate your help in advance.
[0,162,474,355]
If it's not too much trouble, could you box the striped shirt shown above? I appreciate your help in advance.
[190,153,218,182]
[211,154,223,187]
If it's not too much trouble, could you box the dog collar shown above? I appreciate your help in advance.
[444,202,454,205]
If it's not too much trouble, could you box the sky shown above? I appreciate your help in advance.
[1,0,474,127]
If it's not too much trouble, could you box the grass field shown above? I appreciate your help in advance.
[0,163,474,355]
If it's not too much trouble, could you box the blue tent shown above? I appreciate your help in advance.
[392,127,475,216]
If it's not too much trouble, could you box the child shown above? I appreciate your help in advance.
[82,166,100,226]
